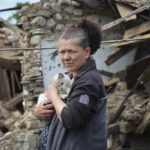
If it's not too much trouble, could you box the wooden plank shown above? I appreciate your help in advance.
[119,122,136,133]
[102,3,150,31]
[0,68,4,99]
[135,113,150,134]
[116,3,136,22]
[126,55,150,89]
[138,64,150,84]
[108,80,139,125]
[108,123,120,136]
[105,33,150,48]
[135,98,150,109]
[12,70,21,90]
[115,70,126,81]
[2,69,11,99]
[124,21,150,39]
[105,46,134,65]
[10,70,15,97]
[115,0,147,8]
[144,80,150,94]
[0,56,21,71]
[3,93,23,110]
[104,77,120,87]
[99,70,114,77]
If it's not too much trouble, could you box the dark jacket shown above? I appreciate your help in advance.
[46,59,107,150]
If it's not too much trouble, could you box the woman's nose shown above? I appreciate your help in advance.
[64,52,71,59]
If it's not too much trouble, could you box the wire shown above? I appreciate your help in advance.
[0,37,149,51]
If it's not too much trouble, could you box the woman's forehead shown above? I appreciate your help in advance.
[59,39,80,50]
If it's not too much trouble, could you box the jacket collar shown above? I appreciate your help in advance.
[75,58,96,79]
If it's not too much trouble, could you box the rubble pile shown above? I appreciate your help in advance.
[0,102,42,150]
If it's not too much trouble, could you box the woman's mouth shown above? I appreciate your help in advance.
[64,63,73,67]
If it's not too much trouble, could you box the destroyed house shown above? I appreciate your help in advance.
[0,0,150,149]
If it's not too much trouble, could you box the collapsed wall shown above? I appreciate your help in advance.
[1,0,122,149]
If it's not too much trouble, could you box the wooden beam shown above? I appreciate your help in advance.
[136,113,150,134]
[115,0,147,8]
[104,77,120,87]
[2,69,11,99]
[108,123,120,136]
[99,70,114,77]
[125,55,150,89]
[119,122,136,133]
[0,57,21,71]
[3,93,23,110]
[124,21,150,39]
[135,98,149,109]
[10,70,15,97]
[116,3,136,22]
[138,64,150,84]
[13,70,21,90]
[105,33,150,48]
[102,3,150,31]
[105,46,134,65]
[108,80,139,125]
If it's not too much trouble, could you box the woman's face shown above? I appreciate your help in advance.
[59,39,90,76]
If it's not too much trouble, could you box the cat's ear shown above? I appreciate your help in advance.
[58,73,64,78]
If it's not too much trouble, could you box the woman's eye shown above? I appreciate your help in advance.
[70,50,76,54]
[59,51,65,54]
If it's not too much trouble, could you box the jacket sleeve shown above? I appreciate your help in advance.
[61,83,100,130]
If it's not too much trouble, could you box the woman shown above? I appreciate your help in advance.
[34,19,107,150]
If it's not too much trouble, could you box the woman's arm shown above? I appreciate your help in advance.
[34,100,55,120]
[46,79,67,121]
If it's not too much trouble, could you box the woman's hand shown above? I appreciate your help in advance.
[46,79,58,102]
[46,79,66,121]
[34,100,55,121]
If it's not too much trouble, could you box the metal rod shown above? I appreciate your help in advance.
[0,37,149,51]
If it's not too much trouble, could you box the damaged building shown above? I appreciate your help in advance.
[0,0,150,149]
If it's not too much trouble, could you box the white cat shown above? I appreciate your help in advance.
[37,73,71,106]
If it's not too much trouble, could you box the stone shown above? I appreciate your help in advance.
[30,28,46,35]
[23,99,35,109]
[56,24,64,31]
[64,15,70,20]
[22,22,31,31]
[51,3,61,12]
[30,35,41,46]
[55,13,62,20]
[65,6,74,14]
[21,16,28,22]
[31,17,46,27]
[38,10,51,18]
[25,119,43,129]
[71,1,81,6]
[34,87,44,94]
[23,88,29,96]
[0,130,3,136]
[73,9,83,16]
[47,18,56,28]
[15,132,39,150]
[20,6,30,14]
[43,2,51,9]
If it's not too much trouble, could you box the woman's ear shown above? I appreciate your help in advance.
[85,47,91,59]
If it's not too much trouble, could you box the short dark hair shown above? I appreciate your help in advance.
[59,19,101,55]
